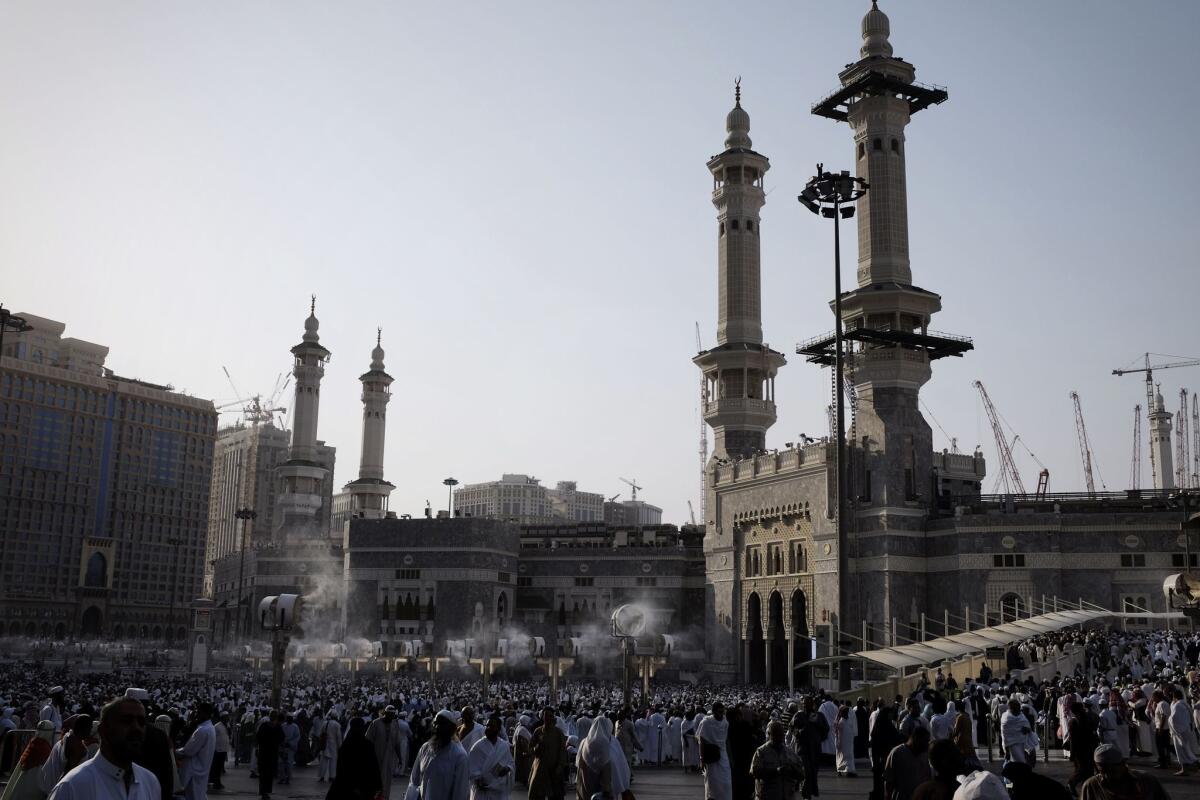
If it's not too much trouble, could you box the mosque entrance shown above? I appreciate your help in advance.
[767,591,787,687]
[791,589,811,687]
[745,592,765,684]
[79,606,103,637]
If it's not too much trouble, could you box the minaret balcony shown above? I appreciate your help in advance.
[704,397,776,416]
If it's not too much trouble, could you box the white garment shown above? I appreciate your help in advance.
[835,715,857,775]
[176,719,216,800]
[681,717,699,768]
[819,700,838,756]
[1000,710,1030,762]
[1169,699,1198,765]
[406,740,470,800]
[467,736,513,800]
[40,703,63,734]
[318,718,341,780]
[697,714,731,800]
[666,716,683,762]
[648,712,666,764]
[46,754,161,800]
[39,738,69,794]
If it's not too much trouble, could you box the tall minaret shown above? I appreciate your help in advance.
[694,82,786,460]
[1150,386,1175,490]
[343,329,395,521]
[275,297,332,538]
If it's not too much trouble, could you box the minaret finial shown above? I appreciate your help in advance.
[310,294,316,315]
[377,327,382,346]
[734,76,742,108]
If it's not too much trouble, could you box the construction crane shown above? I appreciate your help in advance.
[619,477,642,501]
[1011,435,1051,498]
[1193,394,1199,488]
[1070,391,1104,496]
[1112,354,1200,489]
[687,500,697,526]
[974,381,1049,497]
[1129,405,1142,491]
[695,322,708,526]
[1178,389,1192,489]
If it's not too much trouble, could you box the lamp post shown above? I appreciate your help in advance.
[234,508,257,643]
[799,165,867,689]
[0,304,34,369]
[443,478,458,518]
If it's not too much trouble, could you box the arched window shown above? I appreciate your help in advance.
[858,142,866,159]
[84,552,107,588]
[873,138,882,151]
[891,138,900,153]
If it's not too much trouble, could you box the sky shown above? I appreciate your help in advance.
[2,1,1198,523]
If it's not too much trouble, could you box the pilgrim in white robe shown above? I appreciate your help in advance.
[406,739,470,800]
[681,716,700,769]
[467,736,514,800]
[818,700,838,757]
[835,713,857,775]
[666,716,683,762]
[697,714,731,800]
[317,718,341,781]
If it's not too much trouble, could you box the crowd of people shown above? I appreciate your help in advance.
[0,627,1196,800]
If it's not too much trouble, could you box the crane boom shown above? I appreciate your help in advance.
[1070,391,1103,496]
[1178,389,1191,489]
[1112,353,1200,490]
[1130,405,1142,491]
[619,477,642,501]
[973,381,1026,495]
[1193,394,1199,489]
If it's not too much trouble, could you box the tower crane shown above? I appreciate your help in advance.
[973,381,1048,497]
[1129,405,1142,491]
[1178,389,1192,489]
[1192,394,1199,488]
[696,322,708,526]
[1070,391,1105,496]
[619,477,642,501]
[1112,354,1200,489]
[687,500,697,526]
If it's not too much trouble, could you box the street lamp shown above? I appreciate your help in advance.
[443,478,458,518]
[0,304,34,367]
[798,165,867,688]
[234,508,257,643]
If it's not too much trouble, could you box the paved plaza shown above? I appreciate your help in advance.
[203,751,1200,800]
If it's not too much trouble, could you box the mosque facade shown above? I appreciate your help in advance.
[697,2,1199,687]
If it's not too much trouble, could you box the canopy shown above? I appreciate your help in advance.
[849,609,1110,671]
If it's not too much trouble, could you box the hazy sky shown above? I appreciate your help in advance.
[3,1,1198,523]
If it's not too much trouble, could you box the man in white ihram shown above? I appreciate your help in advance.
[1000,699,1032,764]
[407,710,469,800]
[697,702,731,800]
[467,717,513,800]
[49,697,161,800]
[175,702,216,800]
[316,710,342,782]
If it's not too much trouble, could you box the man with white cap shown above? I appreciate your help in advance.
[41,687,65,734]
[1079,744,1169,800]
[408,709,469,800]
[367,704,406,798]
[467,716,513,800]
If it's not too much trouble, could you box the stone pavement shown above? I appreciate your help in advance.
[209,751,1200,799]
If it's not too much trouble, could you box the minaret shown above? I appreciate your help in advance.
[343,329,395,521]
[804,2,968,506]
[275,297,332,538]
[1150,386,1175,490]
[694,82,786,460]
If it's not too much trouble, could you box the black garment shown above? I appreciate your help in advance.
[209,751,226,790]
[869,721,903,800]
[791,712,829,799]
[136,724,177,800]
[728,716,760,800]
[256,721,284,799]
[1155,729,1173,768]
[1068,713,1100,794]
[854,708,870,759]
[1003,762,1073,800]
[326,720,382,800]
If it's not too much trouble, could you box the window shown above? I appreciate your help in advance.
[746,220,754,232]
[517,577,532,587]
[395,569,420,580]
[873,138,882,151]
[636,577,657,587]
[731,219,739,230]
[1171,553,1198,568]
[498,572,511,583]
[992,554,1026,568]
[891,138,899,153]
[1120,553,1146,568]
[574,577,594,587]
[857,142,866,159]
[719,222,725,236]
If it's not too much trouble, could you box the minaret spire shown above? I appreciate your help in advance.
[344,329,395,523]
[694,86,786,460]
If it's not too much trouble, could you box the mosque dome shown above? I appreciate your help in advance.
[370,331,385,371]
[861,1,893,59]
[303,297,320,343]
[724,83,752,150]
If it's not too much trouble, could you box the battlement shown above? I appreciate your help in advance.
[713,441,831,486]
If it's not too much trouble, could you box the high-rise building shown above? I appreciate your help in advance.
[0,313,216,640]
[455,475,613,524]
[202,420,290,595]
[548,481,603,522]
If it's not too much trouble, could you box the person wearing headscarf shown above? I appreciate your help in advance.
[325,717,381,800]
[698,702,731,800]
[1079,743,1169,800]
[407,709,469,800]
[514,715,534,786]
[682,712,701,772]
[367,705,406,797]
[0,721,55,800]
[573,719,614,800]
[468,717,513,800]
[835,704,858,776]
